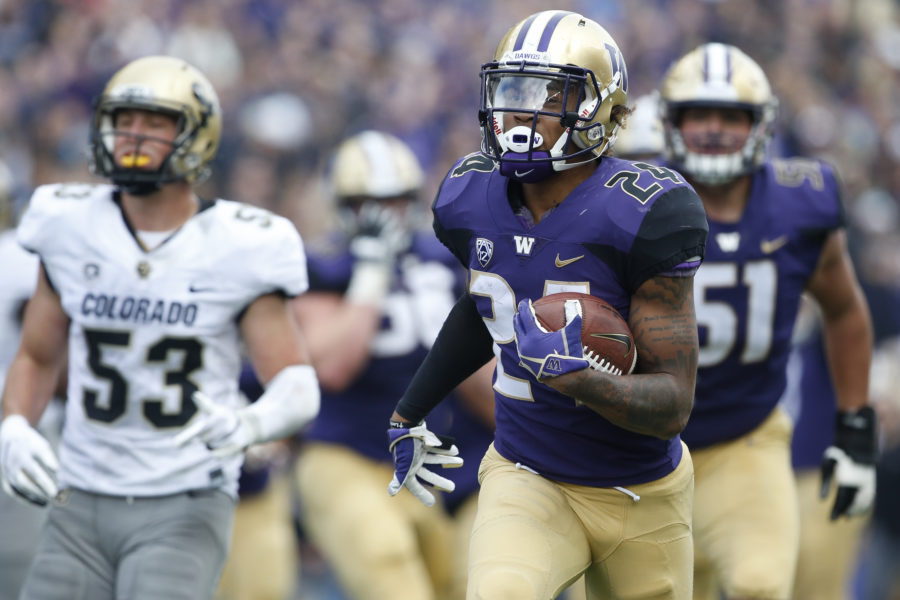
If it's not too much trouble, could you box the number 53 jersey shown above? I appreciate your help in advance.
[16,183,308,498]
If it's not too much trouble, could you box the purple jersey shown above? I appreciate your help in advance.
[682,158,844,449]
[433,153,707,487]
[304,231,493,463]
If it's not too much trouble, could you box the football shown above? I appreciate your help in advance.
[531,292,637,375]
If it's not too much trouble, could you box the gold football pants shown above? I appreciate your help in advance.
[691,408,798,600]
[792,468,867,600]
[468,442,694,600]
[295,442,455,600]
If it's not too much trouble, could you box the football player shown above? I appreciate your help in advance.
[781,297,868,600]
[213,364,299,600]
[292,130,495,600]
[0,159,57,599]
[387,11,708,599]
[0,56,320,600]
[659,43,876,600]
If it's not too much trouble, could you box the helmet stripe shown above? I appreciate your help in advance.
[703,43,732,85]
[358,132,401,195]
[512,10,573,52]
[512,12,539,50]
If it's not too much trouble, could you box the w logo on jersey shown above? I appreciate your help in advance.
[476,238,494,267]
[514,236,536,256]
[715,232,741,252]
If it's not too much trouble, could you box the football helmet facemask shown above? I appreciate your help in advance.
[329,130,424,243]
[660,43,778,185]
[89,55,222,195]
[479,10,629,183]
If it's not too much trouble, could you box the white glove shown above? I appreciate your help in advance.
[174,392,252,459]
[0,414,59,506]
[820,446,876,519]
[387,422,463,507]
[820,406,878,520]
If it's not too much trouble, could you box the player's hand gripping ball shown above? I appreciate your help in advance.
[531,292,637,375]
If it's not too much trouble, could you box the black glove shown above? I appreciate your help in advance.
[820,406,877,520]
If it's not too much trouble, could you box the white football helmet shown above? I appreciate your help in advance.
[615,93,664,160]
[89,55,222,195]
[479,10,629,183]
[660,43,777,185]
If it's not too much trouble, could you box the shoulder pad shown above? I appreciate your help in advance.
[208,200,310,297]
[764,159,843,229]
[17,183,114,255]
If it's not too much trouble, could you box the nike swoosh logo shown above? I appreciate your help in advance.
[555,253,584,268]
[189,284,216,293]
[589,333,633,353]
[514,169,534,178]
[760,235,789,254]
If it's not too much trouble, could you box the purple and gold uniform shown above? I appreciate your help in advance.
[435,153,705,486]
[685,158,843,447]
[683,158,845,600]
[296,230,494,600]
[303,231,475,460]
[783,325,868,600]
[432,152,706,599]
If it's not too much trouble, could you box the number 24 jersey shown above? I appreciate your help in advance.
[433,155,707,487]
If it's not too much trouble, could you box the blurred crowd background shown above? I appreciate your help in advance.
[2,0,900,597]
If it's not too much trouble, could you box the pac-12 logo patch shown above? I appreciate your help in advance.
[476,238,494,267]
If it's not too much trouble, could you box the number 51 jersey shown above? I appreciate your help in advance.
[16,183,308,498]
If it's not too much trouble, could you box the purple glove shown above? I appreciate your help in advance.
[513,298,589,380]
[387,421,462,507]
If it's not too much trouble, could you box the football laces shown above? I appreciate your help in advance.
[582,346,624,376]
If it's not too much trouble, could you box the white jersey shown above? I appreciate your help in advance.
[17,183,309,498]
[0,229,39,399]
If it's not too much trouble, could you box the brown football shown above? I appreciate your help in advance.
[531,292,637,375]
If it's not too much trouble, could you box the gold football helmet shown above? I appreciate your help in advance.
[660,43,778,184]
[89,55,222,194]
[479,10,629,182]
[329,130,424,241]
[330,130,423,203]
[615,93,664,160]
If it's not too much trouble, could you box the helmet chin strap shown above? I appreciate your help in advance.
[111,172,164,196]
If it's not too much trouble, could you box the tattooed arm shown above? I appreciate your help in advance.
[543,274,699,439]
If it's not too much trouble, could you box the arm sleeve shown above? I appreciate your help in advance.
[393,293,495,424]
